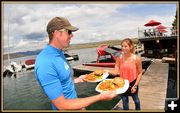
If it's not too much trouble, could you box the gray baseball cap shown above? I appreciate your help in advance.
[47,17,79,34]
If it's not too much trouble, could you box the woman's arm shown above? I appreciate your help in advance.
[131,55,142,93]
[134,55,143,86]
[107,57,120,76]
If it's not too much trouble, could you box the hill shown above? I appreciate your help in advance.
[3,38,140,60]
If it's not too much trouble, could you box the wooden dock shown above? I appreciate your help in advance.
[73,64,114,72]
[162,57,176,64]
[72,57,152,76]
[72,65,114,76]
[112,60,169,111]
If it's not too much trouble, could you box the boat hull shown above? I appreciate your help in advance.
[83,63,115,68]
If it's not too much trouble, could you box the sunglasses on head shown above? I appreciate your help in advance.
[59,29,72,35]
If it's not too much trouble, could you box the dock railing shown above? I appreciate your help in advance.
[138,27,177,39]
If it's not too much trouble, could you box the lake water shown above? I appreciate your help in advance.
[2,47,177,111]
[3,47,120,110]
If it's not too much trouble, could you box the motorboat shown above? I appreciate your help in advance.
[23,59,35,70]
[82,45,122,67]
[22,53,79,70]
[73,44,152,76]
[73,45,122,75]
[3,61,23,77]
[64,53,79,61]
[83,44,151,68]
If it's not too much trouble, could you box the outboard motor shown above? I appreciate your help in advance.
[72,55,79,61]
[64,53,79,61]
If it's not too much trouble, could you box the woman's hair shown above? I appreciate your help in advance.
[121,38,135,53]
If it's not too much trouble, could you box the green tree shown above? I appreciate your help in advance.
[172,10,177,29]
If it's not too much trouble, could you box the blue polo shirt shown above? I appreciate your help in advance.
[34,45,77,110]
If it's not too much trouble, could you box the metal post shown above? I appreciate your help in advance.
[7,12,10,64]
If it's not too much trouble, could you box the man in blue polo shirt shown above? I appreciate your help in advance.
[34,17,117,110]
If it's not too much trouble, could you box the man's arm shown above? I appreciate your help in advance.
[52,91,117,110]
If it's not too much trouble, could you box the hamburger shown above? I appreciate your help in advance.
[93,70,104,76]
[84,70,104,82]
[113,77,125,87]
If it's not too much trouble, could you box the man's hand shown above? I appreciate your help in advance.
[99,91,118,101]
[74,75,86,83]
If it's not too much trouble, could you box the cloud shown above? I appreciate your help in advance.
[2,2,177,54]
[23,32,46,41]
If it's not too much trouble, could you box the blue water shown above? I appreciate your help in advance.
[2,47,177,111]
[3,47,120,110]
[3,71,51,110]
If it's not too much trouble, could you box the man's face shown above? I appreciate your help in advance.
[53,29,73,49]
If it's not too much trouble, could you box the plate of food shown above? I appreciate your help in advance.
[83,70,109,82]
[95,77,129,94]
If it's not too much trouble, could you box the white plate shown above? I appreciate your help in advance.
[95,79,129,94]
[84,72,109,83]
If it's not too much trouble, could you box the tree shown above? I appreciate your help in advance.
[172,10,177,29]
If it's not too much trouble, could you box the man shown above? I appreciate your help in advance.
[34,17,117,110]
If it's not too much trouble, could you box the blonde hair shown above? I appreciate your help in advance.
[121,38,135,53]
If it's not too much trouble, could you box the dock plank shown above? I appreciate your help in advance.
[73,64,114,73]
[113,62,169,111]
[162,57,176,63]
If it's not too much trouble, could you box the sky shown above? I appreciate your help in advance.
[2,1,178,54]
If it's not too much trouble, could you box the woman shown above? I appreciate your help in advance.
[109,38,142,110]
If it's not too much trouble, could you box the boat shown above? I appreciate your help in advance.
[64,53,79,61]
[73,44,152,76]
[72,45,122,75]
[3,61,23,77]
[3,16,23,77]
[82,62,115,68]
[22,53,79,70]
[23,59,35,70]
[82,44,122,67]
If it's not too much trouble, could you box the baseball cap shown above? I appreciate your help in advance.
[47,17,79,34]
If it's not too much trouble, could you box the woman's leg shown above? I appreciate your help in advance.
[121,95,129,110]
[131,93,141,110]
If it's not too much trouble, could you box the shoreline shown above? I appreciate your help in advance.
[3,38,140,60]
[65,39,121,50]
[3,40,121,60]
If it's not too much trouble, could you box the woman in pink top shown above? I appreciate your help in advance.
[109,38,142,110]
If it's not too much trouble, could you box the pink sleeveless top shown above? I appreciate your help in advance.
[119,54,138,83]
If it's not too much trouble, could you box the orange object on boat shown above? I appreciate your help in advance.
[25,59,35,65]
